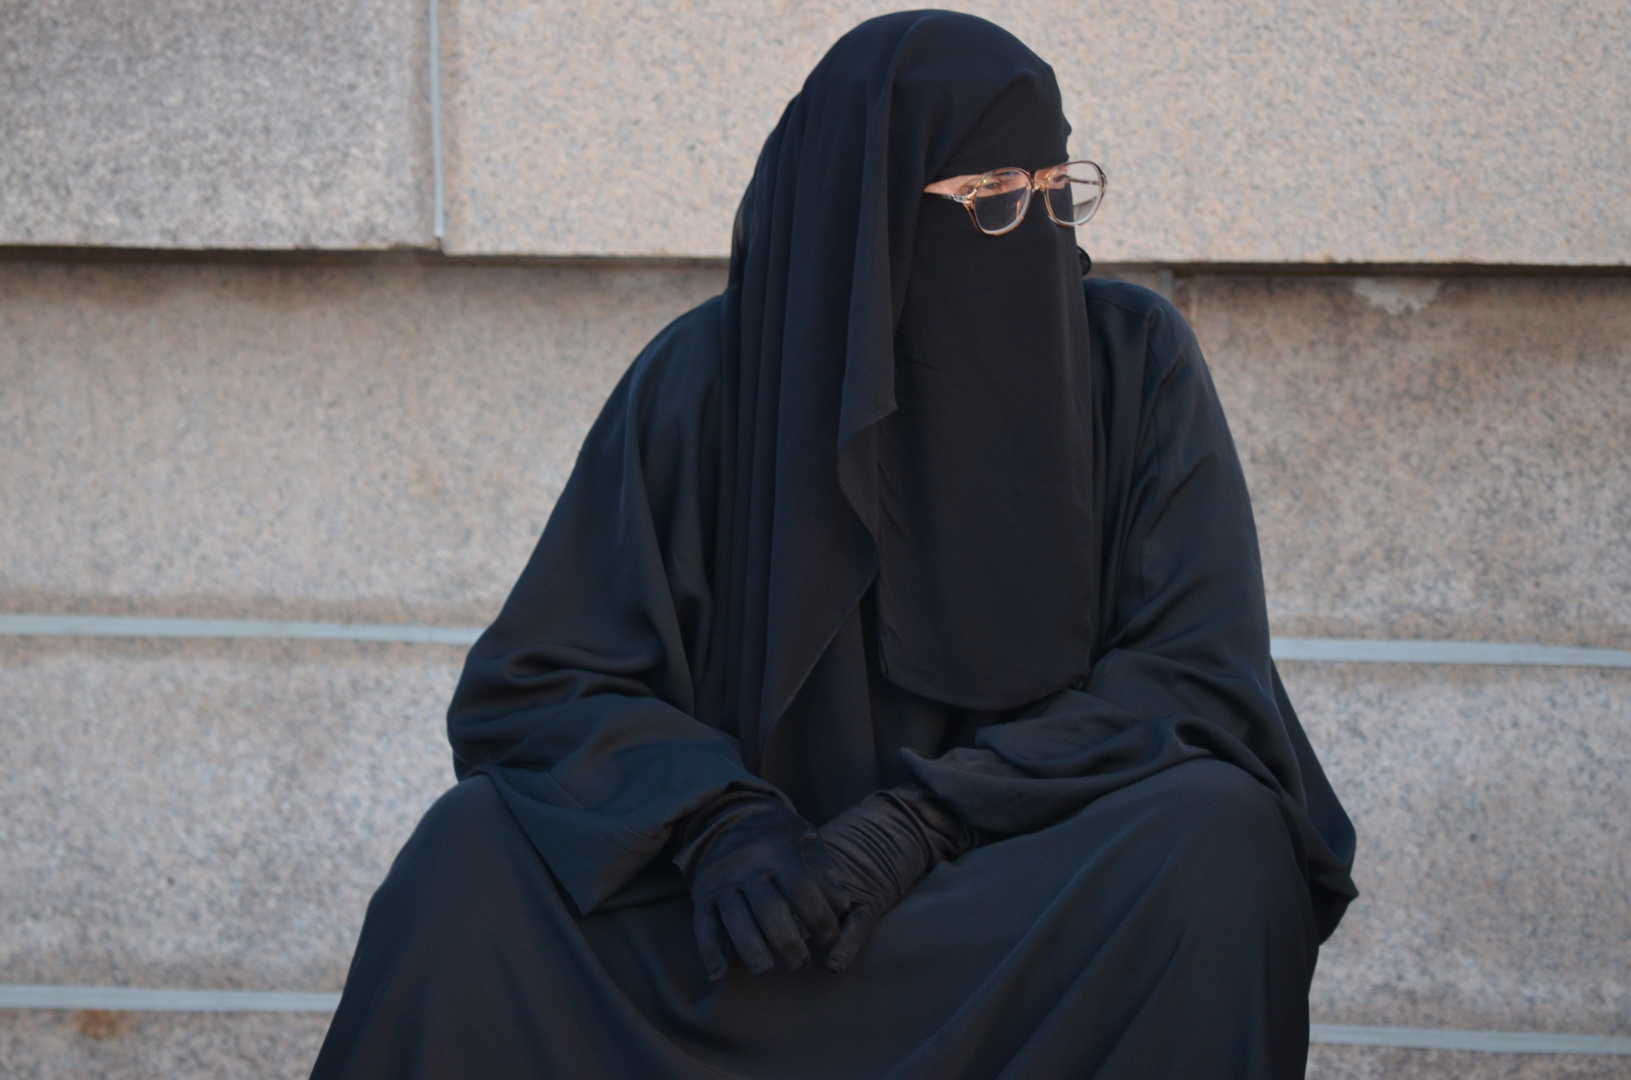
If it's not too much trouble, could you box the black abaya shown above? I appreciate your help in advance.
[312,11,1356,1078]
[313,281,1355,1080]
[317,759,1314,1080]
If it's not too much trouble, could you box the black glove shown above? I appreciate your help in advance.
[675,790,850,979]
[819,785,978,971]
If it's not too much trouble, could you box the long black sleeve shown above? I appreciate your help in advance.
[446,299,782,914]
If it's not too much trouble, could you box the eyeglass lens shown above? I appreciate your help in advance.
[1043,163,1105,227]
[970,170,1032,234]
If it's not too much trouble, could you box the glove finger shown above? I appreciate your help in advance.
[744,879,812,973]
[780,865,842,954]
[823,905,877,973]
[800,834,854,918]
[717,888,775,976]
[693,899,730,982]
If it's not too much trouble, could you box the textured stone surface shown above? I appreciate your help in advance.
[1183,273,1631,649]
[0,1,431,248]
[0,1023,1626,1080]
[0,259,726,625]
[0,262,1622,642]
[0,1009,328,1080]
[2,261,1629,1061]
[1292,662,1631,1035]
[6,1017,1628,1080]
[2,635,1625,1040]
[5,1,1627,262]
[1308,1044,1631,1080]
[5,265,1624,648]
[441,0,1631,263]
[0,637,456,991]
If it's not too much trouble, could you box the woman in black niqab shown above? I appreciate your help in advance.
[311,11,1357,1080]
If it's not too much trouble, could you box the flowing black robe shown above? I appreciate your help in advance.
[310,280,1357,1080]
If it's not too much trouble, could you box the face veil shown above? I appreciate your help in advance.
[710,10,1099,761]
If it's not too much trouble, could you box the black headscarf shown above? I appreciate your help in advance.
[710,11,1096,766]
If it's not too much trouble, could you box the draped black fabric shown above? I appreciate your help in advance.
[715,10,1096,733]
[313,11,1358,1079]
[315,760,1321,1080]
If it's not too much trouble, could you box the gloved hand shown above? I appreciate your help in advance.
[819,785,978,971]
[675,791,850,980]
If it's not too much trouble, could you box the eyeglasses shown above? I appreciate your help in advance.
[932,160,1107,236]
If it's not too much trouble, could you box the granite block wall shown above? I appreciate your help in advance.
[0,1010,329,1080]
[1,260,1626,1076]
[0,259,725,625]
[4,0,1627,1076]
[5,1,1627,264]
[7,264,1626,639]
[439,0,1631,264]
[1290,662,1631,1034]
[1308,1045,1631,1080]
[0,637,456,994]
[3,646,1624,1036]
[1193,274,1631,648]
[0,1,432,250]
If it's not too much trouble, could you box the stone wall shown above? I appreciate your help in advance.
[5,1,1628,263]
[0,1,432,249]
[1,1,1627,1077]
[1,261,1627,1078]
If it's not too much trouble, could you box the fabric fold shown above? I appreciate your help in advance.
[905,286,1355,938]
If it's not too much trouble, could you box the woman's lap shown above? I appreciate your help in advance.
[312,759,1316,1080]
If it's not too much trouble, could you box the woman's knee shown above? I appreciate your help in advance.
[1158,759,1285,845]
[373,775,518,902]
[1135,760,1310,927]
[411,774,511,847]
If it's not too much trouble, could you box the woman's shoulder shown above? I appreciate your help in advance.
[1081,278,1208,412]
[1082,279,1200,366]
[592,294,729,454]
[624,294,727,403]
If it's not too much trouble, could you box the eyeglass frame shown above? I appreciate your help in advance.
[931,160,1108,236]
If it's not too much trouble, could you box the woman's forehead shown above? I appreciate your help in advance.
[931,77,1069,179]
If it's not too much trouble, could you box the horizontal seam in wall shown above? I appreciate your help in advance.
[0,614,481,646]
[0,986,1626,1054]
[1308,1024,1631,1055]
[4,249,1631,276]
[1,615,1629,668]
[0,986,339,1013]
[1270,637,1631,668]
